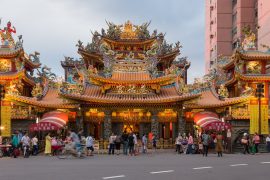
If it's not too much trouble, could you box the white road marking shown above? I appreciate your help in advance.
[261,162,270,164]
[102,175,125,179]
[193,166,213,170]
[150,170,174,174]
[230,164,248,167]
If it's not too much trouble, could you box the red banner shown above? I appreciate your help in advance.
[204,122,231,131]
[29,122,60,132]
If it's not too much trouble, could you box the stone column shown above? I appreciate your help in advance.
[103,110,112,140]
[151,110,159,138]
[177,108,186,135]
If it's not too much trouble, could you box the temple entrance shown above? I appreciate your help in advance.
[123,123,139,134]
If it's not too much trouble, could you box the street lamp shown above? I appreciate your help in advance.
[0,84,5,136]
[255,83,264,135]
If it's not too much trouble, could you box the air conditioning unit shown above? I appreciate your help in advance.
[210,34,214,38]
[210,20,214,25]
[210,6,214,10]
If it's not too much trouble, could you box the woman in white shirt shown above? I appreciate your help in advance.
[266,134,270,153]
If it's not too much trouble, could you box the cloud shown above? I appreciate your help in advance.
[0,0,204,82]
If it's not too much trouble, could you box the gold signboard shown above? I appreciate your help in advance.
[1,100,11,137]
[249,98,259,134]
[260,98,269,135]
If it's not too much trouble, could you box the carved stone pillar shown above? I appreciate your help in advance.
[103,110,112,140]
[177,108,186,135]
[151,110,159,138]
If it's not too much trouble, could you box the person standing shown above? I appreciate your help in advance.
[216,132,223,157]
[128,132,135,156]
[202,131,210,157]
[187,133,193,154]
[142,134,147,153]
[11,132,20,158]
[121,131,128,155]
[86,134,94,156]
[252,132,260,153]
[45,133,52,156]
[241,135,249,154]
[133,133,138,155]
[176,134,182,154]
[152,134,157,152]
[266,134,270,153]
[21,132,30,158]
[31,135,38,156]
[108,133,116,155]
[114,134,121,155]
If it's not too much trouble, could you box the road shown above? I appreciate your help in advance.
[0,152,270,180]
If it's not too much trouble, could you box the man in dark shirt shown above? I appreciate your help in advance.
[121,131,128,155]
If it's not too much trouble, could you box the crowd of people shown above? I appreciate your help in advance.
[1,129,270,158]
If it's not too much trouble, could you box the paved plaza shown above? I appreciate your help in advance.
[1,152,270,180]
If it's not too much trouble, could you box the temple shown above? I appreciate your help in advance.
[1,20,269,150]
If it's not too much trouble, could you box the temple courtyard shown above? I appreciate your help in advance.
[0,153,270,180]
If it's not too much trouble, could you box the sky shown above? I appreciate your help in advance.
[0,0,205,83]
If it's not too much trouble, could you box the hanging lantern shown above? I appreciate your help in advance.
[139,112,143,117]
[112,112,117,117]
[161,112,165,116]
[85,112,90,117]
[172,112,177,117]
[146,111,151,117]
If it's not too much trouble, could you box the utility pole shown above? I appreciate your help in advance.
[255,83,264,135]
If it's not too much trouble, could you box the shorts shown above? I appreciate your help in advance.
[87,146,94,151]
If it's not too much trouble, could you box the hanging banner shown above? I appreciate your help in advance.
[1,100,11,137]
[260,98,269,135]
[249,98,259,134]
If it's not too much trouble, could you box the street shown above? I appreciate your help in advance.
[0,152,270,180]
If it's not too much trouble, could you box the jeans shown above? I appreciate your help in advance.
[123,141,128,155]
[176,144,181,154]
[109,144,115,155]
[128,144,134,155]
[255,143,259,153]
[187,144,193,154]
[243,144,250,154]
[267,142,270,152]
[33,145,38,155]
[203,145,209,156]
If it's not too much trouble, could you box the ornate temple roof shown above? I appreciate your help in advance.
[6,88,78,109]
[185,89,250,109]
[0,46,24,58]
[61,85,200,105]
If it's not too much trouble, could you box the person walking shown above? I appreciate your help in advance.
[133,133,138,155]
[142,134,147,153]
[86,134,94,156]
[152,134,157,152]
[216,132,223,157]
[11,131,20,158]
[31,135,38,156]
[121,131,128,155]
[187,133,194,154]
[21,132,30,158]
[128,132,135,156]
[181,133,188,154]
[45,133,52,156]
[201,131,210,157]
[266,134,270,153]
[252,132,260,153]
[108,133,116,155]
[115,134,121,155]
[241,133,249,154]
[176,134,182,154]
